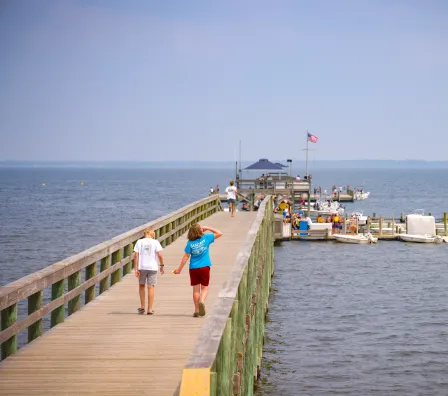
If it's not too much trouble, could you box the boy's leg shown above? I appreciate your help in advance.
[198,267,210,316]
[200,285,209,303]
[146,271,157,313]
[147,285,155,312]
[139,284,145,309]
[193,285,201,313]
[138,270,147,309]
[198,285,209,317]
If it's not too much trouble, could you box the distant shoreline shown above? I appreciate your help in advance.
[1,160,448,169]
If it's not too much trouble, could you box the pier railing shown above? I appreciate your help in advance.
[180,196,274,396]
[0,195,222,360]
[367,213,448,237]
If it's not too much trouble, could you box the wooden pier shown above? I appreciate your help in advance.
[0,196,275,396]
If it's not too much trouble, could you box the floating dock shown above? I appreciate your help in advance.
[278,215,448,241]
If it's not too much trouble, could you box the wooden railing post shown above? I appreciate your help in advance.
[99,255,111,294]
[85,262,97,304]
[167,222,172,245]
[159,225,164,247]
[111,249,122,286]
[1,303,18,359]
[216,318,232,394]
[123,244,133,276]
[28,291,43,342]
[444,212,447,235]
[68,270,81,315]
[392,217,395,235]
[51,279,65,327]
[379,217,383,237]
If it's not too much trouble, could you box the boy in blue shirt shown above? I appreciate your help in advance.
[173,224,222,317]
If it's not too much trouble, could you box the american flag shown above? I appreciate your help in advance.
[307,132,318,143]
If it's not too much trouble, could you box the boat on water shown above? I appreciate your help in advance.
[350,209,368,225]
[311,199,345,216]
[399,234,443,244]
[352,185,370,200]
[354,191,370,200]
[398,212,443,244]
[333,233,378,244]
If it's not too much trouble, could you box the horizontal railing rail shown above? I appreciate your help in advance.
[0,195,222,360]
[180,196,274,395]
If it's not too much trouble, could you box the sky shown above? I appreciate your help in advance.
[0,0,447,162]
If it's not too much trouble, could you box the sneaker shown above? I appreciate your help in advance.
[199,302,206,317]
[193,312,200,318]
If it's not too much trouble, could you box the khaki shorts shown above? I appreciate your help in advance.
[139,270,158,286]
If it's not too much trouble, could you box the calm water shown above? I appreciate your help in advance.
[1,167,447,395]
[257,242,448,396]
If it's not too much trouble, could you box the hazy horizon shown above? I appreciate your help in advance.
[2,158,448,169]
[1,1,447,161]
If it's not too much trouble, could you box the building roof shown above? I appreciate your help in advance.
[244,158,283,170]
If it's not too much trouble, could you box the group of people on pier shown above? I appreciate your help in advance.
[313,185,351,197]
[208,184,220,195]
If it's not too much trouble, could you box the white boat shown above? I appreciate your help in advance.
[354,191,370,200]
[399,234,443,244]
[312,199,345,215]
[333,233,378,244]
[350,210,368,225]
[399,213,443,244]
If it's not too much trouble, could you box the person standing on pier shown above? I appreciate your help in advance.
[134,228,164,315]
[225,180,237,217]
[173,224,222,317]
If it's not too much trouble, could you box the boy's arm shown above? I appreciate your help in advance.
[201,226,222,240]
[174,253,190,274]
[157,251,164,266]
[157,251,164,274]
[134,252,140,276]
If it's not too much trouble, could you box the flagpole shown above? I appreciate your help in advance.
[305,130,309,177]
[305,130,310,217]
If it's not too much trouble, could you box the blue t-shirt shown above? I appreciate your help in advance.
[184,233,215,269]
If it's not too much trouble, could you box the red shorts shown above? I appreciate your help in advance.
[189,266,210,286]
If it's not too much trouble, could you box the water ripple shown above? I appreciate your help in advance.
[257,241,448,396]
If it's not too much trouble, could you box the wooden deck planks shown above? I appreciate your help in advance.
[0,212,257,396]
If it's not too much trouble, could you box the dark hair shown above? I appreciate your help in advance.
[187,223,204,241]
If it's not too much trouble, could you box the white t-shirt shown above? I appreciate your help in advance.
[134,238,163,271]
[225,185,237,200]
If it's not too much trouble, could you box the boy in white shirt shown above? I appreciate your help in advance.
[225,180,237,217]
[134,228,164,315]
